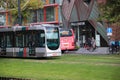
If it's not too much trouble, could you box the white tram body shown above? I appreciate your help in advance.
[0,24,61,57]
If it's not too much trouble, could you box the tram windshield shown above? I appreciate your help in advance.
[46,27,59,50]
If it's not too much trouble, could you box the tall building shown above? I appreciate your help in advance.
[29,0,63,25]
[0,6,11,27]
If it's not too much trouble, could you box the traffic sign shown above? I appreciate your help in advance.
[107,28,112,36]
[107,28,112,33]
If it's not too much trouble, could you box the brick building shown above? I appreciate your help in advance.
[110,23,120,41]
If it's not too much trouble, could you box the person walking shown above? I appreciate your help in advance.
[84,38,92,50]
[91,37,96,51]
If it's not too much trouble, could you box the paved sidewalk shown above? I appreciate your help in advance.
[66,47,111,54]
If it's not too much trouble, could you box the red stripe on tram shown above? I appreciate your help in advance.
[23,48,27,57]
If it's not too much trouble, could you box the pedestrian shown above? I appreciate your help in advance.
[115,41,119,52]
[111,41,115,54]
[109,40,112,53]
[91,37,96,51]
[86,38,92,50]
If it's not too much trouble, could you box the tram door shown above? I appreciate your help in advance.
[28,32,36,56]
[0,33,6,55]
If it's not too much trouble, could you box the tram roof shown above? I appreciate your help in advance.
[0,24,59,32]
[29,24,59,30]
[0,27,14,32]
[30,24,58,28]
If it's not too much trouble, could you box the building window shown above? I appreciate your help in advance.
[28,10,37,23]
[49,0,55,4]
[33,10,37,22]
[46,7,55,21]
[41,0,46,5]
[83,0,91,5]
[0,13,5,26]
[38,9,44,22]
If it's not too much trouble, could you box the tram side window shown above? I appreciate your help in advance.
[25,33,29,47]
[36,30,45,47]
[6,33,13,47]
[26,31,36,47]
[15,32,24,47]
[0,33,6,48]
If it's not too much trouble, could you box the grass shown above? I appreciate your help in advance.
[0,54,120,80]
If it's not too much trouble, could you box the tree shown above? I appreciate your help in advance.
[98,0,120,24]
[0,0,44,25]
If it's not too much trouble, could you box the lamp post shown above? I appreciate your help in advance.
[18,0,22,25]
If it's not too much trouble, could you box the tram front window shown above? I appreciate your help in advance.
[46,27,59,50]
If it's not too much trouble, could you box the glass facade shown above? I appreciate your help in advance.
[38,9,44,22]
[0,13,6,26]
[29,10,37,23]
[55,0,63,5]
[28,0,61,24]
[49,0,55,4]
[46,7,55,21]
[41,0,46,4]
